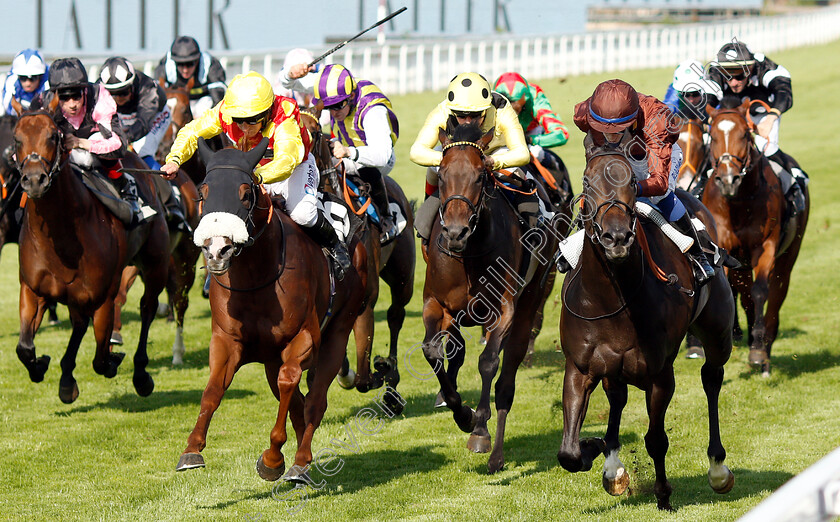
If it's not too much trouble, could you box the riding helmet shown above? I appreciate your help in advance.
[586,79,640,134]
[716,42,755,69]
[494,72,533,110]
[445,72,492,113]
[170,36,201,63]
[99,56,136,91]
[313,64,356,107]
[49,57,88,93]
[11,49,47,77]
[223,72,274,119]
[672,60,706,93]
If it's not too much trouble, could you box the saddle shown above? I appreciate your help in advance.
[74,165,155,227]
[341,173,408,238]
[766,160,802,256]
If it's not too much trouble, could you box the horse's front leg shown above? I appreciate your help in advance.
[702,361,734,494]
[557,359,603,473]
[16,284,51,383]
[176,335,242,471]
[91,299,125,379]
[55,307,94,404]
[111,266,139,346]
[601,377,630,495]
[422,300,474,433]
[747,247,776,376]
[645,366,676,511]
[351,300,380,393]
[132,261,167,396]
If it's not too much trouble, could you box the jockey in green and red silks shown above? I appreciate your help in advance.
[493,72,570,149]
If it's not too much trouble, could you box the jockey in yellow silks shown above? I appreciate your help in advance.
[311,64,400,245]
[161,71,351,273]
[409,72,537,239]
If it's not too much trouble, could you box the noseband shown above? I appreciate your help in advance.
[438,140,490,235]
[709,112,752,182]
[582,150,637,248]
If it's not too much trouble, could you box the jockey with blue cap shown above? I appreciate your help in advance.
[1,49,49,116]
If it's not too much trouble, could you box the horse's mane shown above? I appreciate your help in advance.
[450,122,483,144]
[718,95,743,110]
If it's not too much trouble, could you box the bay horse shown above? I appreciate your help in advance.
[557,145,736,510]
[703,99,809,376]
[301,105,414,410]
[420,123,558,473]
[175,138,367,484]
[12,97,170,403]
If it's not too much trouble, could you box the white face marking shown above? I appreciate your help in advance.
[679,131,690,142]
[717,119,736,151]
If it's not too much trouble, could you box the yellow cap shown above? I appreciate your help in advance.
[445,72,493,112]
[223,71,274,118]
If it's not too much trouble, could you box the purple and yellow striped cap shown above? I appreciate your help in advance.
[313,64,356,107]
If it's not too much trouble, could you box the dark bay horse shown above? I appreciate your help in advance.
[13,99,170,403]
[301,105,415,409]
[557,146,736,510]
[176,138,367,483]
[703,100,809,376]
[111,168,201,365]
[420,123,558,473]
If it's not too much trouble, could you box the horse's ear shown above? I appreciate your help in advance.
[438,126,450,148]
[738,98,751,117]
[197,137,213,164]
[313,100,324,119]
[705,103,717,119]
[478,126,495,150]
[47,92,60,115]
[158,77,166,88]
[10,97,23,116]
[186,77,195,91]
[511,96,527,114]
[245,137,269,169]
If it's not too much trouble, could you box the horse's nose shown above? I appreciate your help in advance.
[202,237,235,273]
[442,224,469,243]
[20,172,48,196]
[600,228,634,249]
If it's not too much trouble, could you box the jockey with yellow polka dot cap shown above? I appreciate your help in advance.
[162,71,352,275]
[409,72,534,239]
[312,64,401,245]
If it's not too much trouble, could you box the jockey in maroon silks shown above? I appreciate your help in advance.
[556,79,716,285]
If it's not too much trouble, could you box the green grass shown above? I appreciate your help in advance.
[1,40,839,521]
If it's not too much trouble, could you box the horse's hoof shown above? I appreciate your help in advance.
[336,368,356,390]
[98,352,126,378]
[27,355,51,383]
[133,373,154,397]
[709,466,735,494]
[383,391,405,416]
[256,455,285,482]
[58,381,79,404]
[748,348,767,368]
[434,391,447,408]
[467,434,491,453]
[685,346,706,359]
[488,453,505,474]
[282,464,311,485]
[110,332,124,346]
[522,352,534,368]
[603,467,630,496]
[48,317,61,326]
[373,355,393,373]
[176,452,205,471]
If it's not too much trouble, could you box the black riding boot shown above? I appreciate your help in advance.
[767,150,807,215]
[674,214,715,286]
[359,168,397,245]
[158,178,190,232]
[307,209,352,281]
[110,174,144,228]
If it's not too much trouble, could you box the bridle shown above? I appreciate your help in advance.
[438,140,491,238]
[581,149,637,248]
[708,110,753,182]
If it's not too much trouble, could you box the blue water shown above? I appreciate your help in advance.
[0,0,763,56]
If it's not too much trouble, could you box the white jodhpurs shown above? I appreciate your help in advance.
[265,153,319,227]
[630,144,683,205]
[118,106,172,159]
[750,111,780,156]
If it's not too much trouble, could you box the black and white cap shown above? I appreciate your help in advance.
[99,56,136,90]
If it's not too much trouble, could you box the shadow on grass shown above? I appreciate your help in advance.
[56,388,256,415]
[147,345,209,370]
[372,308,423,323]
[734,348,840,380]
[196,445,448,511]
[582,467,793,513]
[327,388,485,425]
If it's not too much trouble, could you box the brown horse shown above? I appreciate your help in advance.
[676,118,709,195]
[13,99,170,403]
[557,145,735,510]
[301,105,415,409]
[703,100,809,376]
[111,168,201,365]
[175,138,367,484]
[420,123,558,473]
